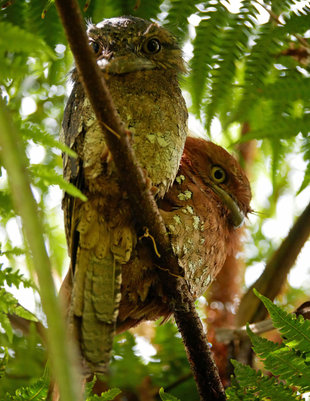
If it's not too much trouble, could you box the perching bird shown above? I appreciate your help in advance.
[61,16,187,375]
[116,136,252,331]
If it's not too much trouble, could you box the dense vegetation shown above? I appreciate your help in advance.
[0,1,309,400]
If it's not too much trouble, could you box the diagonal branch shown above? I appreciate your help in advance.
[54,1,226,400]
[237,199,310,326]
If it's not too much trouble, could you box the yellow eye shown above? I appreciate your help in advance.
[211,166,226,184]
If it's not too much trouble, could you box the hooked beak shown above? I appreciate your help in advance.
[210,183,245,228]
[97,54,156,75]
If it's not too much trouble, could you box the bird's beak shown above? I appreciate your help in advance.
[97,54,156,74]
[210,184,245,228]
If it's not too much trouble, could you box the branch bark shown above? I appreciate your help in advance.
[237,199,310,325]
[0,99,81,401]
[54,1,226,400]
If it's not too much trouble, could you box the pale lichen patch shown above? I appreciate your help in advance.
[176,174,185,184]
[177,190,192,201]
[186,205,194,214]
[173,215,181,224]
[193,215,200,230]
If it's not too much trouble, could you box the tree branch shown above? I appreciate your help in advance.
[0,99,81,401]
[54,1,226,400]
[237,199,310,325]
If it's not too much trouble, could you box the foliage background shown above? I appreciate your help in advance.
[0,0,309,400]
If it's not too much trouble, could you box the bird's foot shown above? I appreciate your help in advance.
[141,168,159,196]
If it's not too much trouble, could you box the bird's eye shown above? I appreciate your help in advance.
[90,41,100,55]
[143,38,161,54]
[211,166,226,184]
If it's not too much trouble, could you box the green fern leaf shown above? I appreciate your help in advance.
[26,0,66,47]
[259,75,310,103]
[189,4,228,115]
[228,360,301,400]
[236,114,310,142]
[298,137,310,193]
[131,0,163,20]
[271,0,297,15]
[0,347,9,380]
[29,164,87,201]
[159,387,181,401]
[282,6,310,34]
[0,0,27,27]
[22,122,76,158]
[247,326,310,391]
[234,22,283,122]
[164,0,197,42]
[254,289,310,359]
[5,376,48,400]
[0,21,54,57]
[205,1,258,127]
[87,388,122,400]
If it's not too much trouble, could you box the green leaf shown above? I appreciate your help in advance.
[229,360,301,401]
[0,21,54,58]
[159,387,181,401]
[22,123,77,158]
[247,325,310,391]
[189,4,228,115]
[30,164,87,201]
[87,388,122,400]
[4,376,48,400]
[254,289,310,358]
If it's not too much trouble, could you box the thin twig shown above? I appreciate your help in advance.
[54,1,226,400]
[0,99,81,401]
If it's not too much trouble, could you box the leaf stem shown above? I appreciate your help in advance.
[0,98,81,401]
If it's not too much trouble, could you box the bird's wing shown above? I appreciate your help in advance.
[61,81,135,374]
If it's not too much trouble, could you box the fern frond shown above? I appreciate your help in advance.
[0,0,27,27]
[131,0,163,20]
[205,1,258,128]
[159,387,180,401]
[189,4,228,115]
[5,376,48,401]
[22,122,76,157]
[298,136,310,193]
[0,21,54,57]
[234,22,283,122]
[87,388,122,400]
[247,326,310,391]
[0,288,37,343]
[164,0,197,42]
[254,290,310,359]
[236,114,310,142]
[227,360,301,400]
[29,164,87,201]
[26,0,66,47]
[282,6,310,34]
[259,75,310,103]
[271,0,298,15]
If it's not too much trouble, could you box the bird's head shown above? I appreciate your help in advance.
[87,16,185,75]
[184,137,252,228]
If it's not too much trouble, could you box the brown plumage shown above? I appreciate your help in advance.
[116,136,252,331]
[61,16,187,375]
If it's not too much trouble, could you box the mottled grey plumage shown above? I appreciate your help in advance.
[61,16,187,375]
